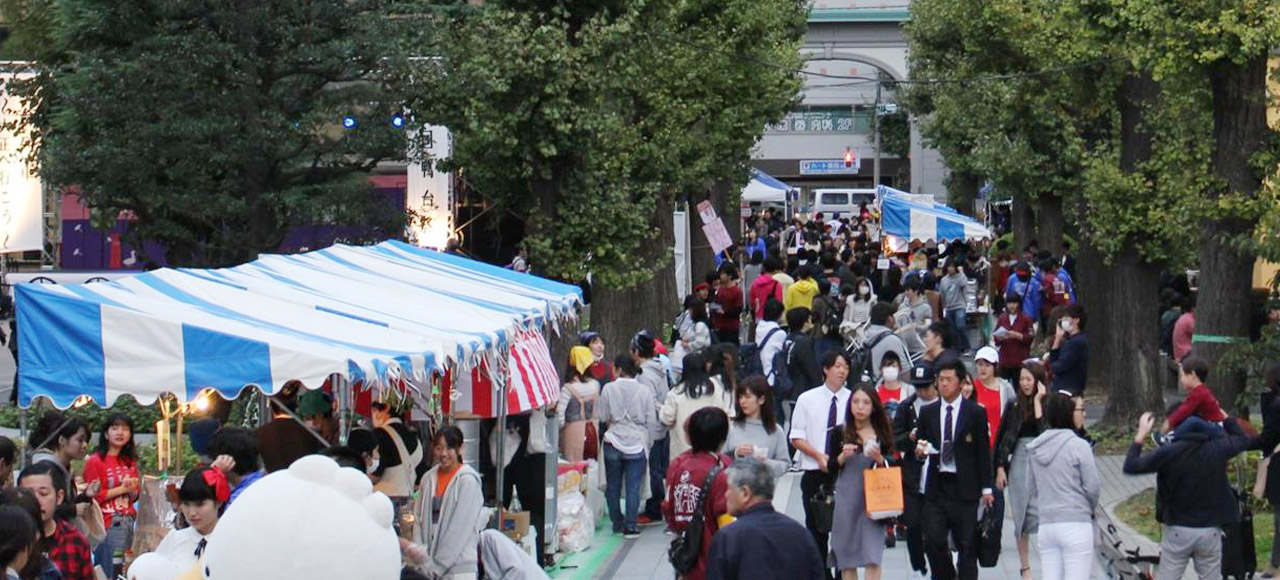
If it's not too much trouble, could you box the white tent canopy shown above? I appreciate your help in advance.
[740,168,793,203]
[15,240,582,409]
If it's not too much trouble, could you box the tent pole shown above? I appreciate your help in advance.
[337,374,349,446]
[493,361,507,528]
[18,407,26,470]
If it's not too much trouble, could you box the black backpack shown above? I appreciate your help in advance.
[847,331,892,383]
[772,337,797,400]
[668,460,725,574]
[737,327,782,379]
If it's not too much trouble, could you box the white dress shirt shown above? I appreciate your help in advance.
[788,384,851,471]
[938,397,961,474]
[154,525,214,569]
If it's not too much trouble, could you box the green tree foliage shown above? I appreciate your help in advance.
[7,0,414,266]
[408,0,806,289]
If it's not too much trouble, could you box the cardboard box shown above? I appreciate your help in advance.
[500,510,530,541]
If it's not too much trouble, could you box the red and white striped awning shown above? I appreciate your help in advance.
[444,329,560,418]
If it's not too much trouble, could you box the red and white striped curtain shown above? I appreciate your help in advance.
[444,329,561,418]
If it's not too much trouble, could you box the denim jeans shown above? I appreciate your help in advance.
[604,443,648,532]
[946,308,970,352]
[94,514,134,579]
[643,436,670,519]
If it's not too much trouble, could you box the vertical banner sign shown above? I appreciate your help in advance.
[406,124,453,250]
[0,73,42,254]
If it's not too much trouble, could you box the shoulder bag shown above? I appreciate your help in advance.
[668,459,724,574]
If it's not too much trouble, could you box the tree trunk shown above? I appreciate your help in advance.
[689,179,737,286]
[1036,194,1064,255]
[948,171,980,217]
[1075,241,1110,395]
[592,195,680,359]
[1096,252,1165,425]
[1194,56,1268,414]
[1011,196,1037,251]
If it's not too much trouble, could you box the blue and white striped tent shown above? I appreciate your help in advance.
[15,240,583,409]
[879,190,993,243]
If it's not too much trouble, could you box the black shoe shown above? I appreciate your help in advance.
[623,528,642,539]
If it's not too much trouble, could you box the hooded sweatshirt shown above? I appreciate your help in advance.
[413,463,486,577]
[1026,428,1100,525]
[784,277,819,313]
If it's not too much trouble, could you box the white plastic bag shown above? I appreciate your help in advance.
[557,491,594,553]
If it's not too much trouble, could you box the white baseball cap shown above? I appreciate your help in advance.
[975,346,1000,365]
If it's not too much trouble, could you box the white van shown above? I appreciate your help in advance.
[812,188,877,220]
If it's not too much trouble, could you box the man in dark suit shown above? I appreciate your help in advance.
[893,364,941,580]
[1060,240,1077,280]
[914,358,994,580]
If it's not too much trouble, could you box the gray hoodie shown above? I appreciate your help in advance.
[414,463,487,577]
[1026,428,1100,524]
[637,358,670,441]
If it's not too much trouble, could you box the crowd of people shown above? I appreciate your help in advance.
[546,206,1280,580]
[0,383,550,580]
[4,204,1280,580]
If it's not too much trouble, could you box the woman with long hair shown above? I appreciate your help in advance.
[28,412,94,502]
[993,362,1049,580]
[83,413,140,579]
[1027,393,1100,580]
[722,376,790,477]
[0,502,38,580]
[661,350,734,458]
[557,346,601,462]
[826,383,895,580]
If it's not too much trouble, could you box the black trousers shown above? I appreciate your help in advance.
[923,475,979,580]
[903,491,929,574]
[800,470,835,580]
[502,452,547,566]
[716,329,741,344]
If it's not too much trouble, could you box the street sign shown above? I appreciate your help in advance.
[800,159,861,175]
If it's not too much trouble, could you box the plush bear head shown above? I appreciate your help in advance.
[197,454,401,580]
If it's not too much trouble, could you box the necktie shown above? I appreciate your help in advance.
[194,538,207,557]
[942,404,955,466]
[827,395,838,430]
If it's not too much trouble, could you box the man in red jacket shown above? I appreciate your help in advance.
[712,264,744,345]
[663,407,732,580]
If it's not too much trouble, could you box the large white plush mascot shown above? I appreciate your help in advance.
[131,455,401,580]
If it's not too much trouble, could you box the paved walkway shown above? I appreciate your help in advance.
[573,454,1160,580]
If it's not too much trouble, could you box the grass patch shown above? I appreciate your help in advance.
[1116,488,1275,560]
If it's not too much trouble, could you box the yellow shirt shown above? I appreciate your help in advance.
[784,278,819,312]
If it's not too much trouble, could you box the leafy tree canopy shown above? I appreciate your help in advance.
[406,0,806,288]
[8,0,414,266]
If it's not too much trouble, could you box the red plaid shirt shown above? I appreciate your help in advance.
[49,520,95,580]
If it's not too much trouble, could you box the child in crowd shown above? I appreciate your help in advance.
[1159,357,1227,444]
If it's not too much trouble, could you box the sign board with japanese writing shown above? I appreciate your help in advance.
[0,73,43,254]
[800,159,861,175]
[696,200,717,225]
[702,219,733,255]
[766,109,872,134]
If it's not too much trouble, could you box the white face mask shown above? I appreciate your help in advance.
[366,458,380,474]
[1059,318,1074,332]
[882,366,900,382]
[858,286,870,296]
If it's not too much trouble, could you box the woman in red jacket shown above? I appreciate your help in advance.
[663,407,732,580]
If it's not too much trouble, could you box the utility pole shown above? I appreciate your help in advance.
[872,77,882,188]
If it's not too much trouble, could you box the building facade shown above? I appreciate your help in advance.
[752,1,947,201]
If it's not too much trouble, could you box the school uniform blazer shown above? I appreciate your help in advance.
[916,398,993,502]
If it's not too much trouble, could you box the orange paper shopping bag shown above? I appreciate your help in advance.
[864,463,904,520]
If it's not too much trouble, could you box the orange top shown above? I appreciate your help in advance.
[435,464,461,498]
